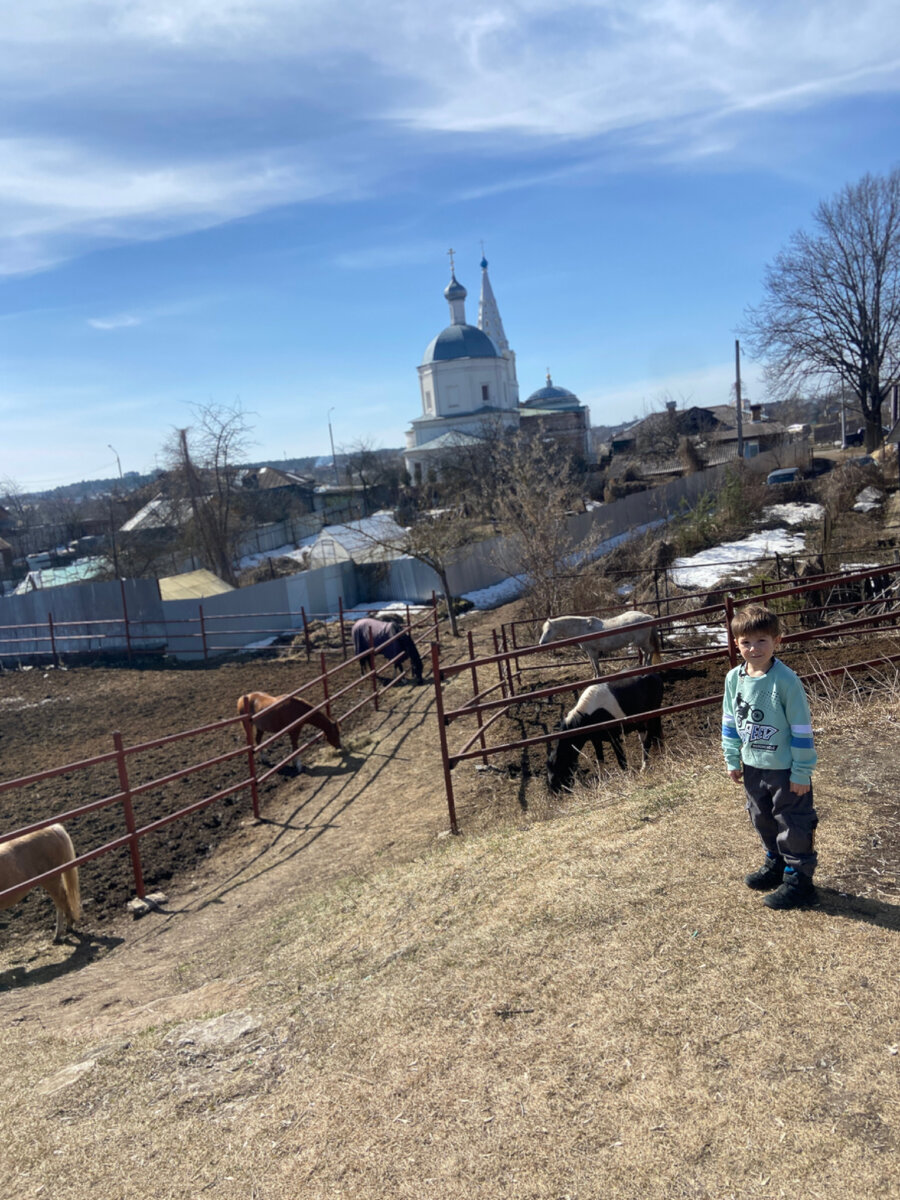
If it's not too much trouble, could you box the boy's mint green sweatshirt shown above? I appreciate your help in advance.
[722,657,816,785]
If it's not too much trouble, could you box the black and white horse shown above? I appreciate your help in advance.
[546,674,664,792]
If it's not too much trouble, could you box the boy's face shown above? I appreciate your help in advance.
[736,630,780,673]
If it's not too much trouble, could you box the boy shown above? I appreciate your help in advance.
[722,604,818,910]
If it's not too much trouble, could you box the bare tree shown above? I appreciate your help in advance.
[743,168,900,451]
[163,401,255,586]
[489,431,588,619]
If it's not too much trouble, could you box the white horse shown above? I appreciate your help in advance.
[0,824,81,941]
[538,610,662,676]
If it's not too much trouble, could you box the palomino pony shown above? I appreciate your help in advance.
[0,824,81,941]
[351,617,424,685]
[237,692,342,775]
[538,610,662,676]
[547,674,664,792]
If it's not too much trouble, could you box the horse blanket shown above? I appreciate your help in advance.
[352,618,423,682]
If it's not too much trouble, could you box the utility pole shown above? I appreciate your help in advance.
[328,408,339,486]
[734,339,744,459]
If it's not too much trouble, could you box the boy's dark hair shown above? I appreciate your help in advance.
[731,604,780,639]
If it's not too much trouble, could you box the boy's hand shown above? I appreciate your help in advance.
[790,781,810,795]
[728,768,743,783]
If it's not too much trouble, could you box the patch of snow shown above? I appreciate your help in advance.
[853,486,883,513]
[672,529,807,590]
[669,620,731,647]
[238,538,316,570]
[462,576,528,610]
[761,502,824,526]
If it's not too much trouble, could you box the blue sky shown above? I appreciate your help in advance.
[2,2,900,490]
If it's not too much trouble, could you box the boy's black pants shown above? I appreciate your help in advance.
[743,765,817,878]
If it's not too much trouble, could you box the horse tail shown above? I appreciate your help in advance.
[54,826,81,924]
[405,635,423,681]
[649,631,662,665]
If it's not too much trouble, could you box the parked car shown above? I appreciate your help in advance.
[766,467,802,485]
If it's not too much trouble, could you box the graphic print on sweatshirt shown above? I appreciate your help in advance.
[733,690,779,754]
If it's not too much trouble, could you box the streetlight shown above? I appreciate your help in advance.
[108,444,123,479]
[327,408,339,486]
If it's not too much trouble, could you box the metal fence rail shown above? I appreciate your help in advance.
[432,566,900,833]
[0,601,440,910]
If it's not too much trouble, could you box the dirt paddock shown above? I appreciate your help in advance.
[2,618,898,949]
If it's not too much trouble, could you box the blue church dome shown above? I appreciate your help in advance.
[522,372,580,409]
[443,274,467,302]
[422,324,500,364]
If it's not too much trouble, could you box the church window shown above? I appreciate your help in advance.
[481,384,489,403]
[425,389,433,412]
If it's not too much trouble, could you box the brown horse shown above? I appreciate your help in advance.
[0,824,81,941]
[237,691,341,774]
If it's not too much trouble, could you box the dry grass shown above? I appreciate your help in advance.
[2,691,900,1200]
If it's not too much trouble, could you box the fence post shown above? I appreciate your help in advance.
[431,642,459,834]
[199,604,208,661]
[468,630,489,765]
[510,621,523,690]
[301,606,312,660]
[238,714,261,820]
[724,594,737,667]
[113,731,146,899]
[47,612,58,667]
[339,597,348,659]
[370,642,380,710]
[500,624,515,697]
[653,570,661,619]
[120,578,133,663]
[492,629,508,699]
[320,651,334,724]
[432,591,440,648]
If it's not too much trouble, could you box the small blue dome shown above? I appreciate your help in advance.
[443,274,467,302]
[422,324,500,364]
[523,373,580,409]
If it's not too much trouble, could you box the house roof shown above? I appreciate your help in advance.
[253,466,315,490]
[708,421,788,443]
[158,569,235,600]
[309,513,407,563]
[120,494,194,533]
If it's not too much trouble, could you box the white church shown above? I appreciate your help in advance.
[404,255,591,483]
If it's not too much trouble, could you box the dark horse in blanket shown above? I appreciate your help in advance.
[351,617,424,685]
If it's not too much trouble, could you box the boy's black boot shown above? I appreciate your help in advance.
[744,853,784,890]
[763,867,817,910]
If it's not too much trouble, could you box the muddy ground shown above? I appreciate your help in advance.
[2,607,898,950]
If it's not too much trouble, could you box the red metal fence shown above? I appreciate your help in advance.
[431,565,900,834]
[0,600,439,910]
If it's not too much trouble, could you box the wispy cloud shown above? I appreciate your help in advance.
[0,137,353,275]
[88,313,142,330]
[2,1,899,274]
